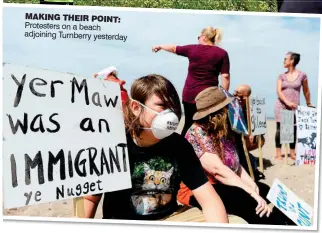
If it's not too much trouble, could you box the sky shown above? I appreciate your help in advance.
[2,6,321,118]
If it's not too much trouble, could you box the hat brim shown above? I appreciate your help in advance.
[192,97,234,121]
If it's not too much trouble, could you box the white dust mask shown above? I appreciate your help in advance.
[132,99,179,139]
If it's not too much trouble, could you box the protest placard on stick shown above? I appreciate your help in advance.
[281,110,295,144]
[221,88,249,136]
[296,106,317,166]
[249,96,267,136]
[2,63,132,209]
[280,109,294,165]
[220,87,254,179]
[248,96,267,172]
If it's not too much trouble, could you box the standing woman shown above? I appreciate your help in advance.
[274,52,314,160]
[152,26,231,136]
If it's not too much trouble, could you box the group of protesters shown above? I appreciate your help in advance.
[80,25,314,225]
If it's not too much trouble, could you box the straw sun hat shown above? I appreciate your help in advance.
[193,86,234,120]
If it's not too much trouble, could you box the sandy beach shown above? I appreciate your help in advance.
[3,118,317,220]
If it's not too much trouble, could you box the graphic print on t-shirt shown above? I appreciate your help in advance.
[130,157,177,215]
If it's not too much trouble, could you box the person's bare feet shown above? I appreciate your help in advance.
[290,150,296,160]
[275,148,283,160]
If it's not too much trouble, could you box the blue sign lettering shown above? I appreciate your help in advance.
[288,203,296,213]
[297,202,312,226]
[276,185,288,211]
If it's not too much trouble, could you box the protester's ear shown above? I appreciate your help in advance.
[130,100,142,117]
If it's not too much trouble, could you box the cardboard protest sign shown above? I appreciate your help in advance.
[2,63,132,209]
[249,96,267,136]
[221,88,249,136]
[267,179,313,226]
[280,109,295,144]
[296,106,317,166]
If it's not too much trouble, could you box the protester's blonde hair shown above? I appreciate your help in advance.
[196,107,230,161]
[201,26,222,45]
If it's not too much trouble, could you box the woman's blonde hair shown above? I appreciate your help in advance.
[201,26,222,45]
[196,106,230,160]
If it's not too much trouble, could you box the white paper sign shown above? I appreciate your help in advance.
[267,179,313,226]
[3,64,132,209]
[280,109,294,144]
[296,106,317,166]
[249,96,267,136]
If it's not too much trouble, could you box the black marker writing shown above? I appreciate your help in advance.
[29,78,47,97]
[110,147,121,173]
[48,149,66,182]
[11,145,128,188]
[80,118,95,132]
[92,92,102,107]
[80,118,110,133]
[7,112,28,134]
[74,149,87,177]
[104,95,118,108]
[11,73,65,107]
[87,147,100,176]
[56,180,103,200]
[7,113,61,135]
[10,154,18,188]
[30,114,46,133]
[11,74,26,108]
[24,190,42,205]
[71,77,89,105]
[25,151,45,185]
[51,80,64,98]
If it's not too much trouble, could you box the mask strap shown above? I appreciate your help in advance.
[129,98,159,115]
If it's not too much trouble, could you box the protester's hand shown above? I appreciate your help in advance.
[152,46,162,53]
[93,73,98,78]
[250,192,271,218]
[287,102,297,110]
[249,135,254,145]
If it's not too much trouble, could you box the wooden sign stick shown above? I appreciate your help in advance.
[244,96,255,180]
[73,197,85,218]
[73,197,76,217]
[246,96,252,136]
[284,144,288,165]
[258,136,264,172]
[242,135,255,180]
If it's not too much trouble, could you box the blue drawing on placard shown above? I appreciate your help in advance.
[288,202,296,214]
[296,202,312,226]
[220,86,248,136]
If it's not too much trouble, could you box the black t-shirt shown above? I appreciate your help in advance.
[100,132,208,220]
